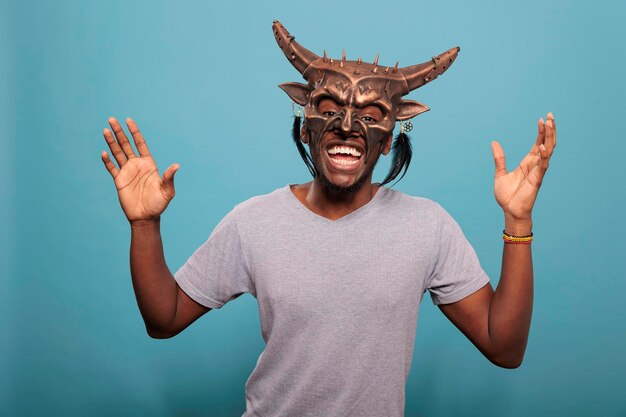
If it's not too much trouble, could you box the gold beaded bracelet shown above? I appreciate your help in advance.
[502,230,533,245]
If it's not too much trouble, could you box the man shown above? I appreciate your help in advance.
[101,21,556,417]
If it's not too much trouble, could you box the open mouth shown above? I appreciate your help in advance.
[327,145,362,166]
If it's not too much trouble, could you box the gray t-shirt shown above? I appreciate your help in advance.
[175,185,489,417]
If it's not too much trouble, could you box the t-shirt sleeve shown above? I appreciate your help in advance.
[174,210,253,309]
[426,204,490,305]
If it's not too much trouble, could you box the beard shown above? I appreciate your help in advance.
[315,165,371,194]
[306,127,382,194]
[312,146,378,195]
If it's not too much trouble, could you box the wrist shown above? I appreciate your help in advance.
[130,217,161,230]
[503,214,533,236]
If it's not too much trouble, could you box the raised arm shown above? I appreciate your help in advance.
[439,113,557,368]
[101,117,209,338]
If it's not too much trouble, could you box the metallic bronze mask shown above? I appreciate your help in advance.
[272,20,460,182]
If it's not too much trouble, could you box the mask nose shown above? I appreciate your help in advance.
[340,108,355,135]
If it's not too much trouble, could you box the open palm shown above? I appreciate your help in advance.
[492,113,556,221]
[101,118,179,222]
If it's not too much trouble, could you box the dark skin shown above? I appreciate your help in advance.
[293,98,392,220]
[102,109,556,368]
[102,117,207,338]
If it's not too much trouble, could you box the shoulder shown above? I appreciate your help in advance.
[232,186,289,212]
[376,188,464,237]
[223,186,292,227]
[378,187,446,221]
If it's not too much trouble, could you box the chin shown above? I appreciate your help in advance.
[317,169,369,194]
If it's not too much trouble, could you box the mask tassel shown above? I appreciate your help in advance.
[292,110,316,177]
[381,128,413,186]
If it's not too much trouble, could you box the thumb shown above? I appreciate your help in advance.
[491,141,507,178]
[162,163,180,191]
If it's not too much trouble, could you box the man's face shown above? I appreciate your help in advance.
[304,97,392,192]
[273,21,461,187]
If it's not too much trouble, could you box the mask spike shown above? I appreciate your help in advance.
[357,57,362,65]
[330,57,334,65]
[372,54,379,73]
[323,50,328,63]
[393,61,399,73]
[342,49,346,61]
[384,66,390,74]
[399,46,460,91]
[272,20,320,77]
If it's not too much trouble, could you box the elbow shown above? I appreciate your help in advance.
[487,350,525,369]
[145,325,178,339]
[483,335,529,369]
[147,331,176,339]
[491,356,524,369]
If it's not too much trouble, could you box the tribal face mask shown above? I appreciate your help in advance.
[272,20,460,185]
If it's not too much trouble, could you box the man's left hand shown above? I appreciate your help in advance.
[491,112,556,232]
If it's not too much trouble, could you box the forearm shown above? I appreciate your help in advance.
[130,218,179,336]
[487,216,534,367]
[459,112,554,368]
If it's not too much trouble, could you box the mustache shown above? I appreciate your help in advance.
[319,128,370,161]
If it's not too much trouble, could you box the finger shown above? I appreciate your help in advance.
[108,117,137,159]
[162,163,179,185]
[161,163,179,199]
[535,117,545,147]
[101,151,120,178]
[126,117,151,157]
[545,112,556,152]
[539,143,549,171]
[491,141,508,178]
[103,128,127,167]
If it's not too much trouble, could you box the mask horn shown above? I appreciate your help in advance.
[400,47,460,92]
[272,20,320,77]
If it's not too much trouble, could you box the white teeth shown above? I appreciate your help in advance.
[330,157,359,165]
[327,145,362,157]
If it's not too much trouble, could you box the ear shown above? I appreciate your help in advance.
[278,82,312,106]
[300,125,309,143]
[396,99,429,120]
[381,133,393,155]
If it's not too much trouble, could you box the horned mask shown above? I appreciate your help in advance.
[272,20,460,184]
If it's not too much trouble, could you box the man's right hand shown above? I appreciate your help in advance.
[101,117,179,223]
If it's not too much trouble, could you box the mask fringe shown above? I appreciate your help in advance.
[292,115,316,177]
[381,131,412,186]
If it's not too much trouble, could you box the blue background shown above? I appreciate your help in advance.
[2,0,625,416]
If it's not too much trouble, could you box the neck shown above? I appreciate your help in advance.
[291,178,380,221]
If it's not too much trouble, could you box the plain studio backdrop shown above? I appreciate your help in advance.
[1,0,624,416]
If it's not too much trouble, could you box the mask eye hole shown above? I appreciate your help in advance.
[317,97,342,118]
[358,105,383,123]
